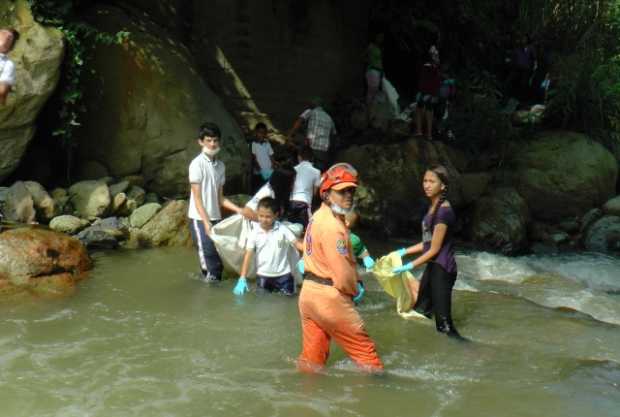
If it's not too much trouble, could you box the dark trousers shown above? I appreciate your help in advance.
[413,262,458,334]
[189,219,222,281]
[288,201,311,230]
[312,149,330,172]
[257,273,295,295]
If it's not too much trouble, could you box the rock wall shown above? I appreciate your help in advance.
[75,5,248,197]
[0,0,64,183]
[108,0,372,131]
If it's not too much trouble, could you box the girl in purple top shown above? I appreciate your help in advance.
[391,165,463,339]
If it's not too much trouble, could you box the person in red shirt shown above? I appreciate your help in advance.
[415,46,441,140]
[297,163,383,373]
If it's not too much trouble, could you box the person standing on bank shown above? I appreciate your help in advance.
[297,163,383,373]
[286,97,337,172]
[188,122,245,282]
[391,165,464,339]
[414,46,441,140]
[0,28,19,105]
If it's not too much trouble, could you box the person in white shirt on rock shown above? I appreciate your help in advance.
[288,146,321,229]
[287,97,337,172]
[188,122,245,282]
[0,28,19,105]
[233,197,304,296]
[250,122,275,187]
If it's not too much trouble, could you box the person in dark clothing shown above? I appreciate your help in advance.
[415,46,441,140]
[391,165,464,340]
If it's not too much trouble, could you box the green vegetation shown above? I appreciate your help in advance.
[27,0,128,179]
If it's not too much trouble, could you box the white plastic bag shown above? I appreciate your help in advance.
[381,77,400,118]
[210,214,303,286]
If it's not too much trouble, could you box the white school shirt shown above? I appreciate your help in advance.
[245,183,275,212]
[188,153,226,221]
[0,53,16,86]
[290,160,321,205]
[246,221,297,276]
[251,141,274,172]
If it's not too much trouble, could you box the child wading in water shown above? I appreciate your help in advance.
[233,197,303,296]
[391,165,464,339]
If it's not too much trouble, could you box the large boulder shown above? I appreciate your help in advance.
[75,5,248,196]
[137,200,191,247]
[0,0,64,183]
[469,188,530,255]
[584,216,620,255]
[68,180,111,218]
[509,131,617,221]
[0,228,91,297]
[337,138,463,234]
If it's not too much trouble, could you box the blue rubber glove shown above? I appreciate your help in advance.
[297,259,305,274]
[392,262,414,274]
[362,256,375,270]
[352,282,365,305]
[260,169,273,181]
[233,276,249,295]
[396,248,407,257]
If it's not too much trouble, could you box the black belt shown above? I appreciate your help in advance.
[304,272,333,286]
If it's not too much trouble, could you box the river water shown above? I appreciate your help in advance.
[1,245,619,417]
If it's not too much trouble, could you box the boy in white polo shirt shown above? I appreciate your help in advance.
[288,146,321,229]
[233,197,303,296]
[250,122,275,184]
[0,28,18,105]
[188,122,244,282]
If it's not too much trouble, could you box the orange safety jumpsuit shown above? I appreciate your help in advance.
[297,203,383,372]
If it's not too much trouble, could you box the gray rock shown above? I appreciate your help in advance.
[130,203,162,228]
[511,131,617,221]
[90,217,128,239]
[602,196,620,216]
[24,181,56,222]
[68,180,111,218]
[469,187,530,255]
[76,227,119,250]
[138,200,191,247]
[584,216,620,254]
[109,180,130,197]
[0,187,8,203]
[3,182,35,224]
[581,208,603,233]
[49,215,89,234]
[74,5,248,196]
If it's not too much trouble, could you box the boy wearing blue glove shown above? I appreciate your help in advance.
[344,211,375,270]
[234,197,303,296]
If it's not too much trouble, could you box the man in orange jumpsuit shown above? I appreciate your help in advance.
[297,163,383,373]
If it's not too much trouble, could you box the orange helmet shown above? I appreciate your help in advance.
[319,163,359,195]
